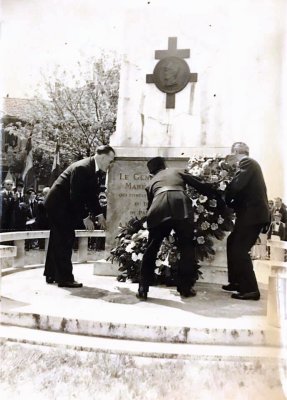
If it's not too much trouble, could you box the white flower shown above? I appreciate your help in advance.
[218,216,224,224]
[194,213,199,222]
[209,199,217,208]
[197,205,205,213]
[137,253,143,261]
[142,222,147,229]
[154,268,160,275]
[141,230,149,239]
[155,259,162,267]
[201,221,210,230]
[162,255,170,266]
[202,160,211,168]
[131,252,138,262]
[132,229,149,241]
[125,241,135,253]
[211,223,218,230]
[210,175,218,182]
[199,195,208,203]
[189,166,202,176]
[219,170,228,178]
[197,236,205,244]
[219,181,227,191]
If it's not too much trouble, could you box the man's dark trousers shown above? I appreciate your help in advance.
[44,209,75,283]
[227,222,264,293]
[140,218,196,292]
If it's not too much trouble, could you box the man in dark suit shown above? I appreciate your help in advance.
[273,197,287,240]
[44,145,115,288]
[0,179,15,232]
[137,156,223,300]
[223,142,270,300]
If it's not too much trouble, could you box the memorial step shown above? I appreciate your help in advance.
[1,310,280,347]
[0,325,283,362]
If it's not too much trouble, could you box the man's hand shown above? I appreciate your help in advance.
[97,214,107,230]
[83,216,94,231]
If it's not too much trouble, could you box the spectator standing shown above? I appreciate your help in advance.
[36,187,50,249]
[11,191,30,232]
[267,211,285,241]
[0,179,15,232]
[273,197,287,224]
[25,188,39,249]
[273,197,287,240]
[268,200,275,217]
[14,180,25,202]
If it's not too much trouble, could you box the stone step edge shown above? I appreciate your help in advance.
[1,311,282,347]
[1,325,285,361]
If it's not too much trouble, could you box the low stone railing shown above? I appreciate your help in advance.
[0,230,106,268]
[267,240,287,328]
[0,243,17,296]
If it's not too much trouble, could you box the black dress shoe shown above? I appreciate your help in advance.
[46,276,56,284]
[231,291,260,300]
[222,283,240,292]
[136,285,148,301]
[179,288,197,298]
[58,281,83,288]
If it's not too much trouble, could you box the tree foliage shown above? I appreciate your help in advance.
[2,53,120,184]
[33,54,120,161]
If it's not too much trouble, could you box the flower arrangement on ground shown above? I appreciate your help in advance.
[108,155,236,285]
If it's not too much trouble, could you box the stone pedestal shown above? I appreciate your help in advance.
[267,268,287,328]
[105,155,189,254]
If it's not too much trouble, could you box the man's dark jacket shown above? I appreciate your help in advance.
[45,157,104,224]
[225,157,270,227]
[145,168,219,229]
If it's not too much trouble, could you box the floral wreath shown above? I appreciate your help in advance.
[108,155,236,285]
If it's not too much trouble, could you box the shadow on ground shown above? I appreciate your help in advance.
[66,282,267,318]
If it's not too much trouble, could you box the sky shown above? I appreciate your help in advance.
[0,0,135,98]
[0,0,230,99]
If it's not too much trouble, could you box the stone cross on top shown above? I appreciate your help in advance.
[146,37,198,109]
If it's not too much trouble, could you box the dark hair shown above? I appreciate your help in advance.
[96,145,115,155]
[16,181,24,188]
[147,157,166,175]
[26,188,36,195]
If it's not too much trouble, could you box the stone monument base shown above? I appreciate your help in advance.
[92,259,119,276]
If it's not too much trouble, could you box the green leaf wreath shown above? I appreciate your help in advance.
[108,155,236,285]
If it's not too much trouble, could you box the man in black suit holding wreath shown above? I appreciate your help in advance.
[137,156,224,300]
[223,142,270,300]
[44,145,115,288]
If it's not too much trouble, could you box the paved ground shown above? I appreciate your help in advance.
[1,264,286,400]
[1,263,267,324]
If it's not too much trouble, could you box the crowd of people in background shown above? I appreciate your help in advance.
[251,196,287,260]
[0,178,50,249]
[267,197,287,240]
[0,176,107,252]
[1,178,286,257]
